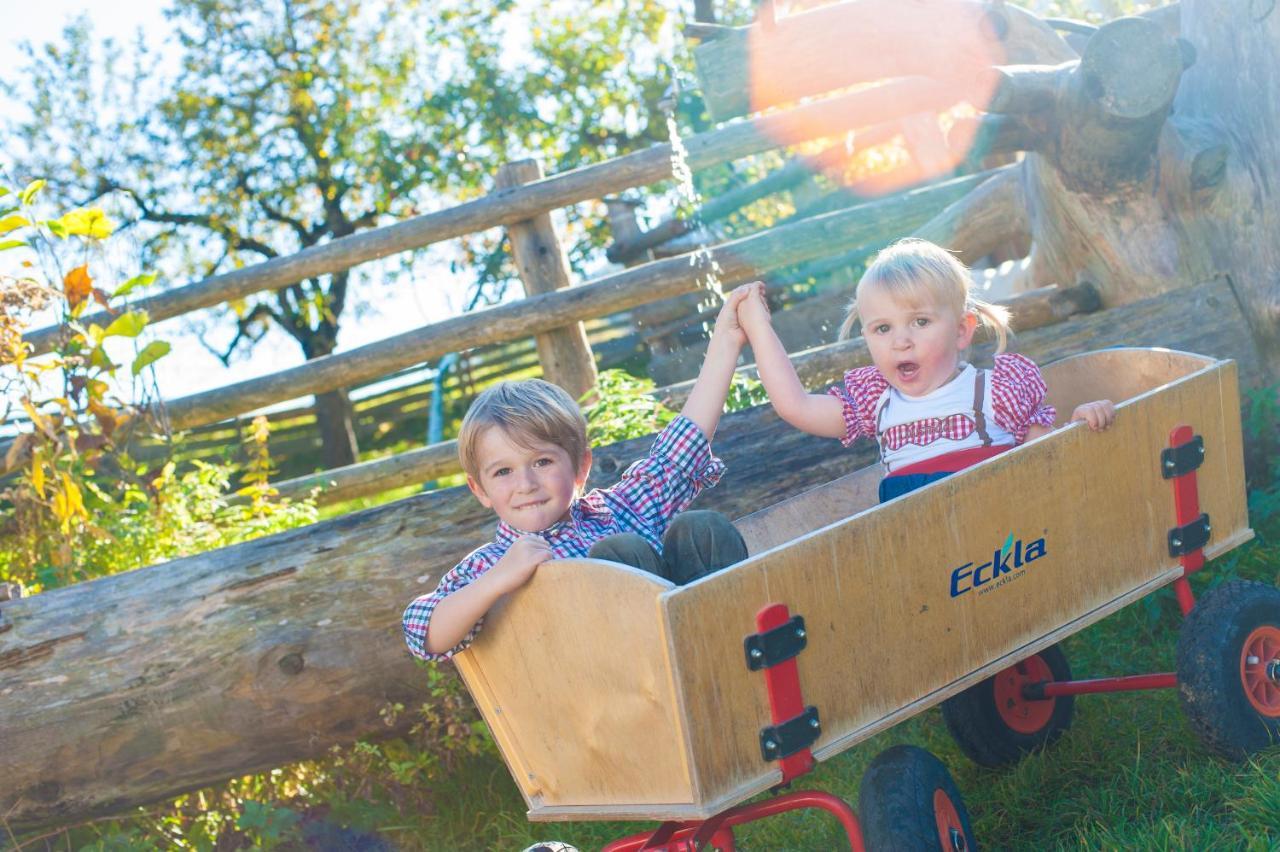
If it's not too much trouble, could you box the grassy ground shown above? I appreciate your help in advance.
[391,514,1280,851]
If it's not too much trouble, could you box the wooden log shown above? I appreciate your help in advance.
[151,171,993,435]
[692,0,1074,122]
[0,279,1262,832]
[496,161,598,400]
[20,77,967,360]
[607,151,830,264]
[915,166,1030,263]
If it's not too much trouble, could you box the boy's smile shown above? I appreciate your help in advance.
[466,426,591,533]
[858,285,977,397]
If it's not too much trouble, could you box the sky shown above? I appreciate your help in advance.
[0,0,495,422]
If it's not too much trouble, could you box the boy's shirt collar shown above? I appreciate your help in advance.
[493,491,615,547]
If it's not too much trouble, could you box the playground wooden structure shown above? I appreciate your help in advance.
[455,348,1280,849]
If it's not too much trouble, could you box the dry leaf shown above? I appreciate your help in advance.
[64,265,93,309]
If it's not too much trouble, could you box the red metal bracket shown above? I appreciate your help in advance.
[755,603,817,782]
[1167,425,1208,616]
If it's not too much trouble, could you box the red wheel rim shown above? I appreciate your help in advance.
[933,788,964,850]
[1240,625,1280,717]
[993,654,1055,734]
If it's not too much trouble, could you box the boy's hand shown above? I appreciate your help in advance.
[711,283,757,349]
[1070,399,1116,431]
[488,534,553,594]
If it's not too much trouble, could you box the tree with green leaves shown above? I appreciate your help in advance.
[5,0,697,468]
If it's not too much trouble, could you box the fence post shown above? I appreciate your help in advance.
[495,160,598,400]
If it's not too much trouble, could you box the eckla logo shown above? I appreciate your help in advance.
[950,532,1047,598]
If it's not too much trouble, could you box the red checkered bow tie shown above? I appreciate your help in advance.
[880,414,976,451]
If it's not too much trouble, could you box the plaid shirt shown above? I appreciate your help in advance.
[402,415,725,661]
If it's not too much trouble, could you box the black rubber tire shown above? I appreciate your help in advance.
[1176,579,1280,759]
[941,644,1074,768]
[858,745,977,852]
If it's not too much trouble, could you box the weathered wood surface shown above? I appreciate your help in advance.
[692,0,1074,121]
[497,160,598,400]
[153,171,991,435]
[20,75,964,360]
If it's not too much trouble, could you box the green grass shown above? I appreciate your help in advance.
[386,519,1280,851]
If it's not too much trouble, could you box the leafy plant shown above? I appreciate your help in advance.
[581,368,677,444]
[0,180,316,593]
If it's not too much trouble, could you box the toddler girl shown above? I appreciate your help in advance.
[737,239,1115,502]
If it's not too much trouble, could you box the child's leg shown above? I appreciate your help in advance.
[588,533,668,579]
[660,510,748,585]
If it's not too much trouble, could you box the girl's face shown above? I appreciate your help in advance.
[858,283,977,397]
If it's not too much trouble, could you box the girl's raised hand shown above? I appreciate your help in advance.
[1070,399,1116,431]
[712,283,757,348]
[735,280,772,336]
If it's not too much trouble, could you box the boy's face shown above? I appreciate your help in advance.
[466,426,591,533]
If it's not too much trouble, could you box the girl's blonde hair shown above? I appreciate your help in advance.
[837,238,1010,353]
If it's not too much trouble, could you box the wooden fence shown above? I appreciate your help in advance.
[11,82,1011,499]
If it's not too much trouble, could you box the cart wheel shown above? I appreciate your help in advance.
[858,745,977,852]
[941,644,1074,768]
[1176,579,1280,758]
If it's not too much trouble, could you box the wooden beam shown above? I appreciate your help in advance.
[496,160,598,399]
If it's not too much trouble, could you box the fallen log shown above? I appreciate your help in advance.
[0,278,1263,832]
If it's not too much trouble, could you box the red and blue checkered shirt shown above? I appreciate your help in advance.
[402,415,725,661]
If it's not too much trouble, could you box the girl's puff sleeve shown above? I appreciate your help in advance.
[990,353,1057,443]
[826,366,889,447]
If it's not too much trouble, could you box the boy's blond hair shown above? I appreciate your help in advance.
[458,379,588,479]
[838,238,1011,353]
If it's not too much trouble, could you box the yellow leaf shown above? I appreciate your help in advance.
[64,264,93,309]
[31,448,45,498]
[53,489,69,532]
[59,207,115,239]
[20,398,56,440]
[61,472,85,518]
[0,214,30,236]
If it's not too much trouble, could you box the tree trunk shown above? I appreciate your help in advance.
[0,281,1263,834]
[921,2,1280,375]
[313,386,359,469]
[301,324,360,471]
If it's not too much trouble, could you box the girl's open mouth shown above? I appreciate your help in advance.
[897,362,920,381]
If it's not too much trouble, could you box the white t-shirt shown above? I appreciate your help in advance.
[872,364,1016,474]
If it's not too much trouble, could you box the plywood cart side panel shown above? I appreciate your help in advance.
[455,559,695,816]
[661,356,1249,810]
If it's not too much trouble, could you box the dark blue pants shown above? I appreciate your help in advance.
[879,470,955,503]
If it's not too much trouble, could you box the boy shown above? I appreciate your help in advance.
[403,284,759,661]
